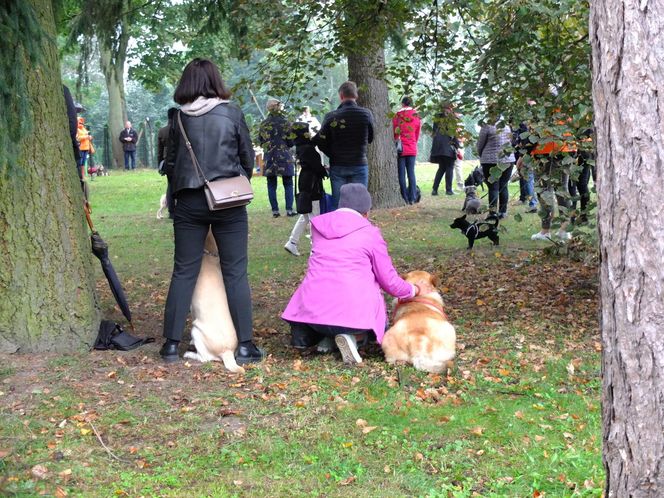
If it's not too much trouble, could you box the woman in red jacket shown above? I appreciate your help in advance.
[393,97,421,204]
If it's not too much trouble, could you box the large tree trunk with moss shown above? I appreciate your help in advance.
[591,0,664,495]
[0,0,99,353]
[348,45,403,209]
[99,44,127,170]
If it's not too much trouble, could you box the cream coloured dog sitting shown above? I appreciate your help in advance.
[183,230,244,373]
[382,271,456,374]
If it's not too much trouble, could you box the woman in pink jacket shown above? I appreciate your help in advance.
[393,97,421,204]
[282,183,430,364]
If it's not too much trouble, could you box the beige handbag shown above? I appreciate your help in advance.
[177,112,253,210]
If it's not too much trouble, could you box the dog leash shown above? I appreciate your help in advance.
[393,297,448,320]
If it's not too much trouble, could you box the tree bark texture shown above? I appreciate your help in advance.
[591,0,664,495]
[347,46,404,209]
[100,44,127,170]
[0,0,99,353]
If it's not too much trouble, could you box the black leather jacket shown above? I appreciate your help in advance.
[313,100,374,167]
[166,103,254,195]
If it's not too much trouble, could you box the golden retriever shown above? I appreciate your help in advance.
[182,230,244,373]
[382,271,456,374]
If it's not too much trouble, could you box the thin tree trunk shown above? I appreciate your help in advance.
[0,0,99,353]
[347,45,403,209]
[99,43,127,169]
[591,0,664,495]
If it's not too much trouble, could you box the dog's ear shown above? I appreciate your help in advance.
[431,274,440,288]
[462,214,467,219]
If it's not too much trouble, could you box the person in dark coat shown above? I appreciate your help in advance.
[429,105,460,196]
[312,81,374,209]
[157,108,177,218]
[161,58,261,365]
[119,121,139,170]
[284,121,328,256]
[63,85,82,180]
[258,99,296,217]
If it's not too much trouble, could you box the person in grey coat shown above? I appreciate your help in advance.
[477,116,515,218]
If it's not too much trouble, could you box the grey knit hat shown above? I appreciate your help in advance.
[338,183,372,214]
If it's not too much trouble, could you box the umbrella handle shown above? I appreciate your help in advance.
[84,203,95,232]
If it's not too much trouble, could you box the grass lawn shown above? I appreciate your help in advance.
[0,163,602,497]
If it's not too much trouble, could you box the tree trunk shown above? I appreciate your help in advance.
[99,44,127,169]
[348,45,404,209]
[0,0,99,353]
[591,1,664,495]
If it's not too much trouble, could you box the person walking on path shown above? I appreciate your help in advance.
[160,58,261,365]
[429,104,459,196]
[392,96,421,204]
[119,120,138,170]
[313,81,374,209]
[258,98,296,218]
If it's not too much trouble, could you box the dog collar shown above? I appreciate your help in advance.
[394,296,448,320]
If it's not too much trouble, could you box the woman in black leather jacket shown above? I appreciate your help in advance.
[160,58,263,365]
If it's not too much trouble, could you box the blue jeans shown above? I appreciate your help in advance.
[329,165,369,210]
[124,150,136,170]
[267,175,294,213]
[525,170,538,208]
[397,155,417,203]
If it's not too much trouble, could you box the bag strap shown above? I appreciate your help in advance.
[177,111,209,185]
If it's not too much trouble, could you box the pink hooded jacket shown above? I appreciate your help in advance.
[282,209,414,343]
[392,107,421,157]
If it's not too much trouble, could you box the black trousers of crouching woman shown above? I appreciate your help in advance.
[432,155,456,194]
[163,188,253,343]
[289,321,371,348]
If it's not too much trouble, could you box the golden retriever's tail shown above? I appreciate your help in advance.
[221,351,245,374]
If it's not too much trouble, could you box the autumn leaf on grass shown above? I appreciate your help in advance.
[355,419,367,428]
[470,426,484,437]
[362,426,378,434]
[339,476,356,486]
[31,464,48,480]
[514,410,524,419]
[55,487,68,498]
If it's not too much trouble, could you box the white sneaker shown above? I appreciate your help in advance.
[557,230,572,241]
[284,241,300,256]
[334,334,362,364]
[531,232,551,241]
[316,337,335,353]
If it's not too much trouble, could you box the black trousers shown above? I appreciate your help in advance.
[289,321,370,348]
[163,188,253,343]
[481,162,514,214]
[432,156,456,193]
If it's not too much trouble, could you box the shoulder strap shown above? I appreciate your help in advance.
[177,111,209,184]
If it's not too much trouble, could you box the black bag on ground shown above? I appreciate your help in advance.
[94,320,154,351]
[414,185,422,203]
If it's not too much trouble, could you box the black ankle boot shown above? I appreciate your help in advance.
[236,341,265,365]
[160,339,180,363]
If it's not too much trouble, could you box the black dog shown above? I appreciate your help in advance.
[450,214,500,249]
[464,166,485,189]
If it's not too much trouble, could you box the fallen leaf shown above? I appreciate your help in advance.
[414,452,424,461]
[470,426,484,436]
[55,487,68,498]
[383,465,391,473]
[362,426,378,434]
[339,476,356,486]
[514,411,524,419]
[342,442,353,448]
[355,419,367,428]
[58,469,72,478]
[80,428,92,436]
[31,464,48,480]
[535,435,545,442]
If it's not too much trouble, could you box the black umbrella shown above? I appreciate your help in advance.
[85,206,134,331]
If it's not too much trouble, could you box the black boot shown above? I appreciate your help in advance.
[160,339,180,363]
[236,341,265,365]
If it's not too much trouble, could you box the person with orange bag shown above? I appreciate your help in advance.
[76,117,92,178]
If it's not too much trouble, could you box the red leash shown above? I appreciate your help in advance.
[393,296,448,320]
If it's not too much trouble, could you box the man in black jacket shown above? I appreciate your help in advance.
[119,121,138,170]
[314,81,374,209]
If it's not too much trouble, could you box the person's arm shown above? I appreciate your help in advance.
[392,114,399,139]
[369,230,417,299]
[165,118,179,178]
[311,114,332,156]
[237,111,255,179]
[157,130,166,163]
[367,110,374,144]
[476,126,488,157]
[414,115,421,143]
[119,130,125,143]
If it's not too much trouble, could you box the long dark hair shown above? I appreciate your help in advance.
[173,58,231,105]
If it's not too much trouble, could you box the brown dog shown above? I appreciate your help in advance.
[382,271,456,373]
